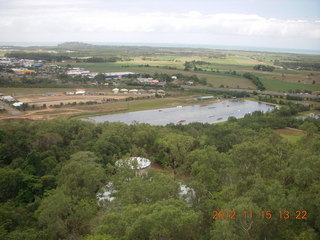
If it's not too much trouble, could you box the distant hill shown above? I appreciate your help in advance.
[57,42,93,48]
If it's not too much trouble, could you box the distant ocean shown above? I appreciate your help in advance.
[0,42,319,55]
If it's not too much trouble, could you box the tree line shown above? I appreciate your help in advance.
[5,52,71,62]
[243,72,266,90]
[253,64,275,72]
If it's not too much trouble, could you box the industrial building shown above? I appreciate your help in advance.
[105,72,138,79]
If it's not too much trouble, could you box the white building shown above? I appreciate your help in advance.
[67,68,90,76]
[116,157,151,176]
[75,91,85,95]
[112,88,119,93]
[0,96,16,102]
[12,102,24,107]
[129,89,138,93]
[105,72,137,79]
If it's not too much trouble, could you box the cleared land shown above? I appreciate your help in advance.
[16,93,150,107]
[275,127,304,143]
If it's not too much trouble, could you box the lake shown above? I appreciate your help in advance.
[88,100,275,125]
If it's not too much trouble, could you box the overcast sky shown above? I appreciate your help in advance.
[0,0,319,50]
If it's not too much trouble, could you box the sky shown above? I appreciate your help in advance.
[0,0,319,50]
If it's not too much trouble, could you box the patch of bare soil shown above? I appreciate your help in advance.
[275,127,303,136]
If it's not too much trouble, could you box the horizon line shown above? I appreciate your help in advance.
[0,41,319,55]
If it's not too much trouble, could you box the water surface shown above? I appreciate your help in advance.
[88,100,275,125]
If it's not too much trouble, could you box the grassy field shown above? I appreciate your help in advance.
[58,49,320,92]
[260,78,320,92]
[274,127,304,143]
[279,134,302,143]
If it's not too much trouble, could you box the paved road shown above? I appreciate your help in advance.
[0,101,23,115]
[182,85,320,100]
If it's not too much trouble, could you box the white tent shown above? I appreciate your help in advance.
[12,102,24,107]
[112,88,119,93]
[75,90,86,95]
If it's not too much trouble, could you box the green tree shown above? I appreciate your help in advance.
[0,168,24,202]
[83,235,118,240]
[155,133,195,177]
[37,189,97,240]
[95,199,201,240]
[58,151,106,198]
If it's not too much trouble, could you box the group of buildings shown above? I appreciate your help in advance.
[111,88,165,94]
[0,57,43,76]
[65,88,165,95]
[65,89,107,95]
[66,69,165,86]
[0,57,43,68]
[0,94,24,107]
[66,68,139,80]
[1,57,166,87]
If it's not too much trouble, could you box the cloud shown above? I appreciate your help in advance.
[0,2,319,44]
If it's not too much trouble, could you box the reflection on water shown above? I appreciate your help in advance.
[88,100,275,126]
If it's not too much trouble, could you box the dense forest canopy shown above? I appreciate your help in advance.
[0,105,319,240]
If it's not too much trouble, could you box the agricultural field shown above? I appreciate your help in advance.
[260,78,320,92]
[53,46,320,92]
